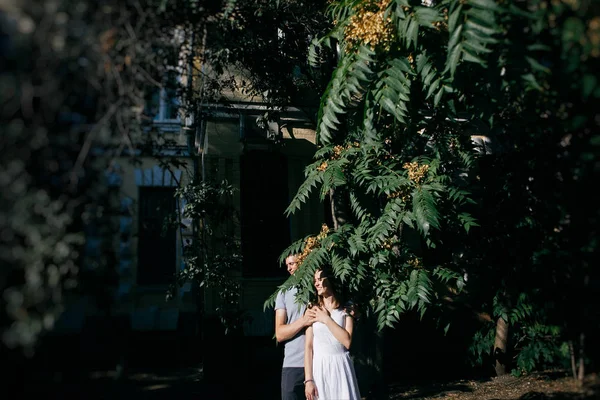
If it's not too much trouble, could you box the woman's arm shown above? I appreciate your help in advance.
[315,307,354,349]
[304,326,318,400]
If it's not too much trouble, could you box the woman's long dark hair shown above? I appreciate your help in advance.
[314,265,344,309]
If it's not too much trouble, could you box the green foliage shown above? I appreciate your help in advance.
[468,322,496,366]
[317,45,376,144]
[513,325,563,377]
[196,0,332,108]
[167,179,244,333]
[269,0,599,376]
[469,292,563,376]
[445,0,500,77]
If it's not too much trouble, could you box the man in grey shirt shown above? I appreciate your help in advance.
[275,254,316,400]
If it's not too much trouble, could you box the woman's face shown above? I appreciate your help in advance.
[314,270,330,296]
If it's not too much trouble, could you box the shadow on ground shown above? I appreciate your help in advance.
[19,365,281,400]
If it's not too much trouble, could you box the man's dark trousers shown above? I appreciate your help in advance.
[281,367,305,400]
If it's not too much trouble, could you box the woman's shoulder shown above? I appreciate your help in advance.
[332,306,350,317]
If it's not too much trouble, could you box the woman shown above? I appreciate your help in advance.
[304,267,361,400]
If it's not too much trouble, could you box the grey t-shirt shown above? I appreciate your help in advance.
[275,287,307,368]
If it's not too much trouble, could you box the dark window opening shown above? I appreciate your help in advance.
[240,151,290,277]
[138,187,176,285]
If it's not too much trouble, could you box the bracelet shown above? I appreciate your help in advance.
[303,379,314,385]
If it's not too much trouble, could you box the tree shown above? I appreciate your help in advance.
[266,0,598,381]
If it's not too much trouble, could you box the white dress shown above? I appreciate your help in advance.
[312,308,361,400]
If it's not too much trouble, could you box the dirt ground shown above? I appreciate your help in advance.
[18,364,600,399]
[387,371,600,400]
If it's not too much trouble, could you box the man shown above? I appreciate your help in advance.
[275,254,317,400]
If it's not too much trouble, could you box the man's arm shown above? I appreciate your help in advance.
[275,308,316,343]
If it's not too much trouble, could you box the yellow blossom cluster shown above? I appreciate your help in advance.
[344,0,395,52]
[296,224,331,267]
[316,143,360,172]
[433,8,449,31]
[332,143,360,159]
[332,145,345,158]
[403,161,429,184]
[406,257,422,269]
[387,187,411,202]
[381,238,394,249]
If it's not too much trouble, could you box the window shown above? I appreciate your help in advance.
[144,70,181,123]
[240,150,290,277]
[137,187,176,285]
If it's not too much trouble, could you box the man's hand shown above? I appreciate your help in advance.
[303,308,317,327]
[345,302,361,320]
[305,380,318,400]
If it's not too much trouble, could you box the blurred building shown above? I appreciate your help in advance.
[52,31,325,370]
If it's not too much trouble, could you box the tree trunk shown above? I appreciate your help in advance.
[493,316,509,376]
[329,188,351,229]
[577,332,585,385]
[569,340,577,380]
[569,332,586,386]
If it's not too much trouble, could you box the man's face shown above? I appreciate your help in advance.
[286,256,298,275]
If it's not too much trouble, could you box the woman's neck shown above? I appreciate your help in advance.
[321,294,338,310]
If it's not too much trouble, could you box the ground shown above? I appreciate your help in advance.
[23,366,599,399]
[387,371,600,400]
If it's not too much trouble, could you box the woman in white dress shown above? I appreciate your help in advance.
[304,267,361,400]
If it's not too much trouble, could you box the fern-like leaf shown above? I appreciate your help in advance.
[411,185,440,236]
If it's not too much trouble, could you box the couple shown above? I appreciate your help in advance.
[275,255,361,400]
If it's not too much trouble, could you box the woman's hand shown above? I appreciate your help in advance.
[305,380,318,400]
[313,306,331,324]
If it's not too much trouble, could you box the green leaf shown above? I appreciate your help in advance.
[414,7,442,27]
[416,53,429,74]
[448,24,464,52]
[468,0,501,11]
[462,39,493,55]
[465,7,496,25]
[322,111,340,129]
[527,44,551,51]
[434,86,444,106]
[462,49,485,65]
[525,56,551,74]
[463,29,498,44]
[522,73,543,91]
[444,323,451,335]
[448,4,463,33]
[412,187,440,235]
[464,19,497,37]
[407,18,419,48]
[447,43,462,77]
[426,78,441,99]
[582,74,598,99]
